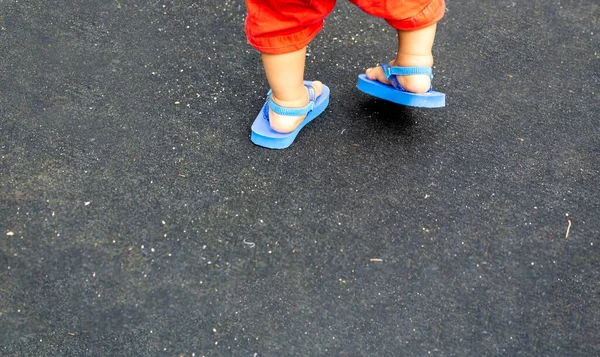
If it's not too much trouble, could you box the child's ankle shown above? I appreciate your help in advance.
[270,84,309,106]
[270,90,309,109]
[393,53,433,68]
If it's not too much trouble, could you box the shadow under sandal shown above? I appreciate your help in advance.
[357,64,445,108]
[251,81,330,149]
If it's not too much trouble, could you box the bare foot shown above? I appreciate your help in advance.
[365,58,432,94]
[268,81,323,133]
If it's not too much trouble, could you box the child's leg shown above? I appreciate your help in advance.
[245,0,334,134]
[262,47,323,133]
[365,24,437,93]
[348,0,445,93]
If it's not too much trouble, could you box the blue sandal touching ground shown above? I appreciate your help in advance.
[251,81,330,149]
[357,64,445,108]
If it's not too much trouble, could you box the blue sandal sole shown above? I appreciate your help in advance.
[357,74,445,108]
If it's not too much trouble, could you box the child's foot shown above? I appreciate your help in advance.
[268,81,323,133]
[365,57,433,93]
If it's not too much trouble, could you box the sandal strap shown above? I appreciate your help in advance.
[382,64,433,80]
[381,64,433,92]
[267,84,316,116]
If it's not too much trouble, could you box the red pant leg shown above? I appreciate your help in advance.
[245,0,336,54]
[349,0,446,30]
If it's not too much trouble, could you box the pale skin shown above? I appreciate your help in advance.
[262,23,437,133]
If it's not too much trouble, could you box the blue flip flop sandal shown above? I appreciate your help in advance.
[357,64,445,108]
[251,81,330,149]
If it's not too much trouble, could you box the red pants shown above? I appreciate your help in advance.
[245,0,446,54]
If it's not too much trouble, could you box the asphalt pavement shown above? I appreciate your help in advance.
[1,0,599,356]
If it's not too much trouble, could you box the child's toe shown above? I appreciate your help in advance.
[309,80,323,97]
[365,66,390,85]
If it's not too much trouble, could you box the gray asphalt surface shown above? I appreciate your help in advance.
[1,0,599,356]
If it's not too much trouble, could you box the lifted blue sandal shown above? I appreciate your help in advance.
[251,81,330,149]
[357,64,445,108]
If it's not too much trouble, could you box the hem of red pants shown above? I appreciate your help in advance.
[246,22,324,55]
[386,0,446,31]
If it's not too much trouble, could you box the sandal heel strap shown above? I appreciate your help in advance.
[381,64,433,92]
[382,64,433,79]
[267,84,316,116]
